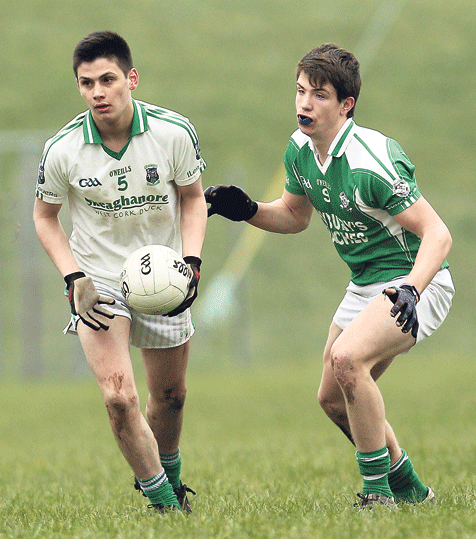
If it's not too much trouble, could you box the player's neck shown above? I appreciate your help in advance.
[100,130,131,152]
[311,118,347,164]
[95,104,134,152]
[312,138,332,165]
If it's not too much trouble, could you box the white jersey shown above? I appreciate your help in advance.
[36,99,206,288]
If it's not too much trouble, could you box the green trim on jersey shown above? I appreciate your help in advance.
[140,101,202,155]
[284,119,449,285]
[82,100,149,160]
[35,98,205,289]
[38,114,86,173]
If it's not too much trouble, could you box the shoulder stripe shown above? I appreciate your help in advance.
[140,102,199,146]
[291,162,304,188]
[354,133,396,182]
[40,113,85,166]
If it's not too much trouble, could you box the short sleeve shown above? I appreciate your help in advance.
[172,121,206,186]
[284,140,305,195]
[35,140,69,204]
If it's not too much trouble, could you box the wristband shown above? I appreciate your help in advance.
[64,271,86,289]
[400,283,421,303]
[183,256,202,270]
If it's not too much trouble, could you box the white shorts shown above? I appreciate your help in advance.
[332,268,454,343]
[63,281,195,349]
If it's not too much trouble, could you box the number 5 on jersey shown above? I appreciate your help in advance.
[118,175,128,191]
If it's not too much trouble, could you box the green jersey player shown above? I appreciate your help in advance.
[33,31,207,513]
[205,43,454,509]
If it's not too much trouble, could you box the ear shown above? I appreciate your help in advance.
[342,96,355,116]
[128,68,139,91]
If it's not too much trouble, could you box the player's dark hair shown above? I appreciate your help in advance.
[73,31,133,78]
[297,44,361,117]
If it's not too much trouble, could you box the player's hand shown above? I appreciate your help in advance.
[64,272,115,331]
[383,284,420,339]
[165,256,201,317]
[204,185,258,221]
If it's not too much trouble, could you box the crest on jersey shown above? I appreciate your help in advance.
[392,179,410,197]
[144,164,160,185]
[339,191,352,211]
[37,165,45,185]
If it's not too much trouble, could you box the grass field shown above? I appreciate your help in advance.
[1,353,476,538]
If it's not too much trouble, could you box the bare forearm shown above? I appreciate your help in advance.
[34,215,80,278]
[392,196,452,294]
[248,198,311,234]
[180,195,207,258]
[405,222,452,293]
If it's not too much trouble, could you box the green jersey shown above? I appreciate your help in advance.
[284,119,448,285]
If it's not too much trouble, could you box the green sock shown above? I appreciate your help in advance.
[160,449,182,490]
[356,447,393,497]
[388,449,429,503]
[138,470,180,508]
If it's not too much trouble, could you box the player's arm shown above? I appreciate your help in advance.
[33,198,81,277]
[382,196,452,337]
[33,198,115,330]
[178,175,207,260]
[392,196,452,293]
[249,189,313,234]
[165,176,207,317]
[204,184,313,234]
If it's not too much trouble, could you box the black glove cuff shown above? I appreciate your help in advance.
[249,200,258,219]
[400,284,421,303]
[64,271,86,288]
[183,256,202,270]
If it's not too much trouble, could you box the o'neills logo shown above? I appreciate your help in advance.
[85,193,169,212]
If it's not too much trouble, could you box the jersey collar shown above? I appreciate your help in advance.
[82,99,149,144]
[328,118,355,158]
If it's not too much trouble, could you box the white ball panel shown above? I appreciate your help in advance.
[119,245,190,315]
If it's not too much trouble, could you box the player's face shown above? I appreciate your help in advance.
[295,73,354,144]
[77,57,138,128]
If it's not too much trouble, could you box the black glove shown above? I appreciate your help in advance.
[64,272,115,331]
[383,284,420,339]
[165,256,201,317]
[204,185,258,221]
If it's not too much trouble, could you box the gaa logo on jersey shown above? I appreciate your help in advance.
[392,179,411,198]
[145,164,160,185]
[79,178,102,188]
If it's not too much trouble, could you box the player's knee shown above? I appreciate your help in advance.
[104,390,140,432]
[156,385,187,412]
[318,388,344,419]
[330,346,357,387]
[317,386,331,412]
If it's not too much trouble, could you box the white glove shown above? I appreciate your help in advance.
[64,272,115,331]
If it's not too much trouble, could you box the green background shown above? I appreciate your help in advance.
[0,1,475,536]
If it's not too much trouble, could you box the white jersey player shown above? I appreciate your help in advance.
[34,31,206,513]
